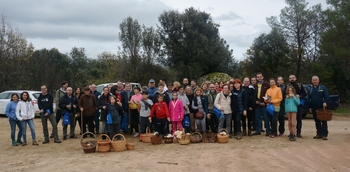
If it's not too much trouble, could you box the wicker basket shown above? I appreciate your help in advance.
[316,109,333,121]
[97,134,111,153]
[203,133,218,143]
[190,132,202,143]
[217,128,229,143]
[178,130,191,145]
[140,127,153,143]
[111,134,126,152]
[81,132,97,153]
[126,143,135,150]
[151,133,162,145]
[164,136,174,144]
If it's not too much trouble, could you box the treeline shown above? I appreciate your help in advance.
[0,0,349,101]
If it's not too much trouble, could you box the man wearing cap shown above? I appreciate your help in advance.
[147,79,158,103]
[79,87,98,138]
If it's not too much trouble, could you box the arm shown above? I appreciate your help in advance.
[15,102,22,120]
[203,96,209,114]
[214,93,221,110]
[323,85,330,105]
[164,104,170,118]
[5,103,13,119]
[55,89,60,107]
[242,91,248,111]
[293,96,301,106]
[58,96,67,110]
[93,97,98,110]
[272,89,283,104]
[38,95,43,110]
[299,84,306,99]
[179,101,184,119]
[191,99,198,110]
[137,101,141,113]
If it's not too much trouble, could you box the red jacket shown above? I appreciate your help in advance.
[150,101,169,119]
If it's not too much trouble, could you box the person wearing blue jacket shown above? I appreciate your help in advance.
[284,86,300,141]
[5,93,23,146]
[308,76,330,140]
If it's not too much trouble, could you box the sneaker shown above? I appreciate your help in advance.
[323,136,328,140]
[288,133,292,139]
[291,134,296,141]
[235,133,242,140]
[265,132,271,136]
[270,134,276,138]
[22,141,27,146]
[12,140,18,146]
[313,135,323,139]
[133,133,139,138]
[229,134,233,139]
[279,132,284,136]
[63,136,67,140]
[16,140,23,144]
[49,134,54,138]
[261,129,265,132]
[297,134,302,138]
[32,141,39,146]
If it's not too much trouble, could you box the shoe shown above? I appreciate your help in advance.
[270,134,276,138]
[261,129,265,132]
[42,140,49,144]
[291,134,296,141]
[248,129,252,136]
[242,130,247,136]
[229,134,233,139]
[12,140,18,146]
[323,136,328,140]
[22,141,27,146]
[235,133,242,140]
[279,132,284,136]
[54,140,62,143]
[63,137,67,140]
[49,134,54,138]
[313,135,323,139]
[32,140,39,146]
[70,136,77,138]
[16,140,23,144]
[133,133,139,138]
[252,132,261,135]
[297,134,302,138]
[265,132,271,136]
[288,133,292,140]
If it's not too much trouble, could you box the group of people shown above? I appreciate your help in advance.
[5,73,330,146]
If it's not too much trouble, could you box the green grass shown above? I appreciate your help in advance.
[333,104,350,116]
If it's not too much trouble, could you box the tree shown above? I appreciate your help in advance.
[267,0,323,81]
[158,7,234,80]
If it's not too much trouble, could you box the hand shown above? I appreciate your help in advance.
[185,106,188,110]
[180,118,183,121]
[220,107,224,111]
[32,101,34,106]
[167,117,170,122]
[207,114,211,119]
[102,106,106,110]
[44,113,49,116]
[243,110,247,116]
[39,109,44,113]
[248,107,253,111]
[323,103,327,109]
[266,100,271,103]
[309,108,312,114]
[260,103,266,107]
[80,108,83,112]
[296,94,300,98]
[66,105,71,109]
[256,101,259,104]
[73,105,77,108]
[148,117,152,123]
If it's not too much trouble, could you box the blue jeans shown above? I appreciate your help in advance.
[255,107,268,133]
[270,112,279,135]
[21,119,36,141]
[101,120,107,134]
[122,111,130,132]
[9,119,22,141]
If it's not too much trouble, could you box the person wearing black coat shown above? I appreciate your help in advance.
[58,87,78,140]
[243,77,257,136]
[105,96,123,139]
[98,87,111,135]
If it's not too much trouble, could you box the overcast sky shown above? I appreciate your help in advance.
[1,0,327,60]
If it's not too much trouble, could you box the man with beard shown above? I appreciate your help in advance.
[253,73,270,135]
[286,74,306,138]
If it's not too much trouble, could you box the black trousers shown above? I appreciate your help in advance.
[82,116,95,134]
[108,123,120,139]
[242,109,254,131]
[207,113,218,133]
[130,109,139,133]
[155,117,168,136]
[296,105,303,134]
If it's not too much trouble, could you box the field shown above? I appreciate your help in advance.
[0,115,350,172]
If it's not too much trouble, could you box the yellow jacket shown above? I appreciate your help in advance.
[265,85,282,106]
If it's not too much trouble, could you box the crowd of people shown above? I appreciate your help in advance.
[5,73,331,146]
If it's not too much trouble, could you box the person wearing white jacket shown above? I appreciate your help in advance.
[16,92,38,146]
[214,85,233,138]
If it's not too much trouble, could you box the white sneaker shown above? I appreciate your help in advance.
[133,133,139,138]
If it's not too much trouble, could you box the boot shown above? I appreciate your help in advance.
[248,129,252,136]
[235,132,242,140]
[242,129,247,136]
[22,141,27,146]
[12,140,18,146]
[16,139,23,145]
[32,140,39,146]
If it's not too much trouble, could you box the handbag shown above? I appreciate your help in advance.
[183,115,190,128]
[195,110,204,119]
[266,104,275,116]
[213,107,221,118]
[63,111,71,125]
[107,113,112,124]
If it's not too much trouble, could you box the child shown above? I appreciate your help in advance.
[149,94,170,137]
[106,96,123,139]
[284,86,300,141]
[138,91,153,139]
[168,92,184,134]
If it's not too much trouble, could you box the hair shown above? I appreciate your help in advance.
[125,82,130,86]
[173,81,180,87]
[172,92,178,96]
[286,86,296,94]
[110,85,118,96]
[222,84,229,89]
[20,91,31,102]
[269,78,276,82]
[142,91,148,95]
[178,85,184,90]
[201,82,207,89]
[109,95,117,102]
[157,94,164,98]
[10,93,19,101]
[167,83,173,86]
[185,85,193,94]
[158,83,165,87]
[232,79,242,89]
[133,86,141,92]
[256,72,263,76]
[161,79,166,83]
[194,87,203,95]
[61,81,68,87]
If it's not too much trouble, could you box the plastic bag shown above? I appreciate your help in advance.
[63,111,71,125]
[183,115,190,128]
[266,104,275,116]
[213,107,221,118]
[107,113,112,124]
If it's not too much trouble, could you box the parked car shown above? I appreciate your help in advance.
[96,82,141,93]
[301,84,340,118]
[0,90,56,116]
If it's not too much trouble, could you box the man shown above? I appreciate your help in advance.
[51,81,68,138]
[124,82,133,100]
[147,79,158,103]
[309,76,330,140]
[166,83,174,100]
[79,87,98,137]
[253,72,270,135]
[38,85,61,144]
[277,76,286,136]
[59,87,78,140]
[251,77,257,86]
[183,78,190,88]
[117,81,129,133]
[160,79,168,92]
[206,84,219,133]
[190,80,198,92]
[286,74,306,138]
[242,77,256,136]
[90,84,101,134]
[153,83,171,105]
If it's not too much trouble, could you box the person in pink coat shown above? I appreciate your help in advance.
[169,92,184,134]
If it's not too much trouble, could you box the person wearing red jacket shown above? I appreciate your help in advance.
[149,94,170,137]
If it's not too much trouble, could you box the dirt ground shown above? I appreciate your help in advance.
[0,116,350,172]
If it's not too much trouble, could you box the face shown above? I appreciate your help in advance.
[117,82,123,89]
[229,84,234,91]
[191,81,196,87]
[289,75,296,83]
[63,83,68,89]
[66,87,73,95]
[195,90,201,96]
[288,88,294,94]
[168,85,173,91]
[179,87,184,93]
[158,96,163,102]
[209,84,216,92]
[133,88,139,94]
[84,90,90,95]
[108,84,113,91]
[12,94,19,102]
[91,84,96,91]
[222,85,229,94]
[215,82,219,88]
[172,93,178,99]
[125,84,131,91]
[243,78,250,86]
[257,74,263,82]
[41,86,47,94]
[22,93,28,101]
[312,77,319,86]
[76,88,81,94]
[219,82,224,87]
[234,82,240,89]
[183,78,188,85]
[202,84,207,91]
[149,82,155,88]
[277,77,284,85]
[158,86,164,92]
[205,81,211,86]
[103,88,109,95]
[270,80,276,87]
[110,97,116,103]
[142,94,148,99]
[251,78,257,85]
[185,87,192,94]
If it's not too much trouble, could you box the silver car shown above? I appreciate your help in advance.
[0,90,56,115]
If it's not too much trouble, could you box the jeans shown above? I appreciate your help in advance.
[122,111,130,132]
[94,110,100,133]
[270,112,279,135]
[139,116,150,134]
[101,120,107,134]
[41,113,58,141]
[218,113,232,134]
[63,112,75,137]
[207,113,218,133]
[255,107,267,133]
[232,111,242,133]
[154,117,168,136]
[108,123,120,139]
[195,118,206,133]
[296,105,303,134]
[130,109,139,133]
[21,119,36,141]
[9,119,22,141]
[312,108,328,137]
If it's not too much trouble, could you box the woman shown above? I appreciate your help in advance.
[106,96,123,138]
[98,87,111,135]
[191,88,208,134]
[74,87,83,134]
[230,79,247,140]
[214,85,233,138]
[178,86,190,132]
[5,93,23,146]
[185,85,195,133]
[201,82,209,95]
[173,81,180,92]
[129,86,142,137]
[16,92,38,146]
